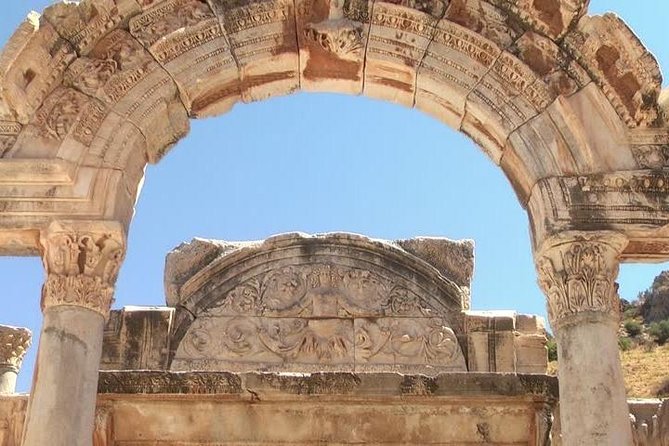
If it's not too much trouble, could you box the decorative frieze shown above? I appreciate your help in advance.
[40,221,126,318]
[0,326,31,373]
[535,232,627,328]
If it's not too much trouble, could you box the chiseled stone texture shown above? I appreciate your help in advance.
[0,371,560,445]
[166,233,469,375]
[101,306,174,370]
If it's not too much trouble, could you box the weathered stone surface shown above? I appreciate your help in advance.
[464,310,547,373]
[209,0,300,102]
[101,306,174,370]
[129,0,241,117]
[167,233,469,375]
[0,0,666,261]
[563,13,663,128]
[630,399,669,446]
[395,236,475,304]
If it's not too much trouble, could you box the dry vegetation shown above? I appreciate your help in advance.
[548,343,669,398]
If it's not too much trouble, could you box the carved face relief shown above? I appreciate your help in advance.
[262,267,308,312]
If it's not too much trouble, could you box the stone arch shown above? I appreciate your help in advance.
[3,2,669,445]
[0,0,667,258]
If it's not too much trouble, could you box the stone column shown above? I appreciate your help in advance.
[536,231,632,446]
[0,325,31,394]
[22,221,125,446]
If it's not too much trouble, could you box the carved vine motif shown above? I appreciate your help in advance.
[304,19,364,60]
[0,326,31,372]
[536,235,626,327]
[355,318,459,364]
[175,315,464,370]
[180,316,353,364]
[206,263,439,318]
[41,226,125,318]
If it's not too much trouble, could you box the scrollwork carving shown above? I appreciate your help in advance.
[40,221,126,319]
[536,233,627,328]
[206,263,436,318]
[0,326,31,373]
[355,318,459,365]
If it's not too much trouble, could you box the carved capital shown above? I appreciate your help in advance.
[0,325,31,373]
[535,232,628,328]
[40,221,126,319]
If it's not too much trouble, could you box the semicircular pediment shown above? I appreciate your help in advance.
[167,233,469,374]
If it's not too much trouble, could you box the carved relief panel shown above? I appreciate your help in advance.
[169,234,468,374]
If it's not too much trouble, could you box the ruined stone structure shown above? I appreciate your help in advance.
[0,0,668,444]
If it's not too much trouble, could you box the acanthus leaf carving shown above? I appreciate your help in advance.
[0,326,32,373]
[304,19,364,60]
[40,222,126,319]
[536,233,628,328]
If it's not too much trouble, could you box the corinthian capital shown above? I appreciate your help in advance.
[40,221,126,319]
[0,325,31,373]
[535,232,628,329]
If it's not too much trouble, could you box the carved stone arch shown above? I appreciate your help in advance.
[0,0,667,259]
[164,233,470,374]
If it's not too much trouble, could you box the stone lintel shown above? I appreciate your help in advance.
[97,370,559,399]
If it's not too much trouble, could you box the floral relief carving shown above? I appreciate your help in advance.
[41,222,126,319]
[536,233,627,327]
[173,260,466,373]
[355,318,460,365]
[205,263,439,318]
[179,316,353,364]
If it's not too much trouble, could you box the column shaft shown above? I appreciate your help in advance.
[536,232,632,446]
[22,308,105,445]
[21,221,125,446]
[555,315,631,445]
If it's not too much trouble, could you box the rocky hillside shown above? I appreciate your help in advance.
[636,271,669,324]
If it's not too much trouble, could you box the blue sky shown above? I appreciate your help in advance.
[1,1,668,392]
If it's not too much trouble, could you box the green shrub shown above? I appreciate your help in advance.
[648,320,669,345]
[546,338,558,362]
[618,337,633,351]
[624,319,643,337]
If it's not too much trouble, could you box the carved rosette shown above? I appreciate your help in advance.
[0,326,31,373]
[40,221,126,319]
[535,232,628,328]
